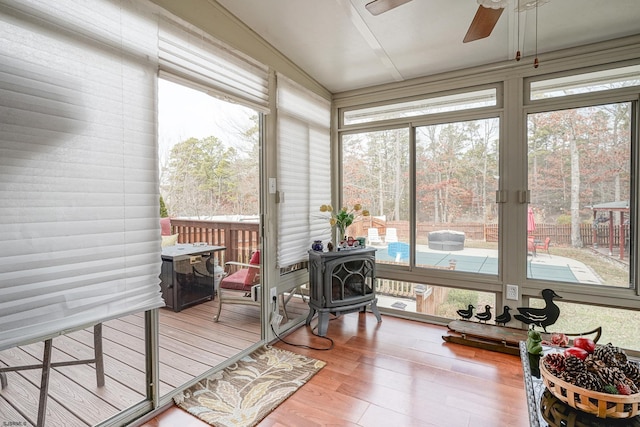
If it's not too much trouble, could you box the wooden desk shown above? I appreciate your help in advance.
[160,244,225,312]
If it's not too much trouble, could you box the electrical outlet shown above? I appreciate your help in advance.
[506,284,519,300]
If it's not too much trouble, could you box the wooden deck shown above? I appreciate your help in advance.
[0,295,312,427]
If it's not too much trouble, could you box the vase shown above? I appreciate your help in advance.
[337,226,346,243]
[311,240,323,251]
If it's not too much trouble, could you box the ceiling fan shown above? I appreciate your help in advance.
[364,0,506,42]
[463,1,507,43]
[365,0,546,43]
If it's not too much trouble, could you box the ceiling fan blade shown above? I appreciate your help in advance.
[365,0,412,16]
[463,5,504,43]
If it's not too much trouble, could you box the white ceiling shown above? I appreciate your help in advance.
[216,0,640,93]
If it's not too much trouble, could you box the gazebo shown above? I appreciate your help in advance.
[589,200,629,260]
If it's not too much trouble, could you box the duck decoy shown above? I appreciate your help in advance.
[456,304,474,320]
[474,305,492,323]
[495,306,511,326]
[513,288,562,333]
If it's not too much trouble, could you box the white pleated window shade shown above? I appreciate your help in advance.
[276,74,331,268]
[158,16,270,114]
[0,0,164,351]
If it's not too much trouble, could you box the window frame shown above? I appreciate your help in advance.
[522,77,640,303]
[336,63,640,323]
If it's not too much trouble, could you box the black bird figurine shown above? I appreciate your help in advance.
[456,304,474,320]
[513,288,562,333]
[474,305,492,323]
[495,306,512,326]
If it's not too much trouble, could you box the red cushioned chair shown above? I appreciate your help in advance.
[214,250,261,322]
[534,237,552,257]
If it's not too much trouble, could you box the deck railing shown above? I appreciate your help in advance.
[168,218,260,267]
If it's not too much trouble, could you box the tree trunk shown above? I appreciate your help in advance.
[570,136,582,247]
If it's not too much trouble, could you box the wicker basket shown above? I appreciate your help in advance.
[540,355,640,419]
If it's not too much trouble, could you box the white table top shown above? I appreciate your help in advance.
[161,243,225,261]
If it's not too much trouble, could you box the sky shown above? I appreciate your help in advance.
[157,78,255,168]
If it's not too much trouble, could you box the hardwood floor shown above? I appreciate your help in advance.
[140,313,530,427]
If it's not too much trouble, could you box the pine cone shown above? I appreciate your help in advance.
[593,343,627,366]
[544,353,566,375]
[611,346,628,366]
[598,366,626,386]
[573,372,602,392]
[584,355,606,373]
[565,355,586,376]
[593,343,615,361]
[623,377,639,394]
[622,361,640,384]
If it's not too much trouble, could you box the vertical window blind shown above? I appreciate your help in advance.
[276,74,331,268]
[0,0,164,350]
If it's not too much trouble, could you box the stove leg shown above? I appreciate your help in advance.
[370,299,382,323]
[316,311,330,337]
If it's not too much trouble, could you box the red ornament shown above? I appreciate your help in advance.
[564,346,588,360]
[573,337,596,354]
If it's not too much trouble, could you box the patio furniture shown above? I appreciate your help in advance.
[534,237,551,257]
[528,236,536,256]
[367,228,383,245]
[214,250,261,322]
[0,324,105,427]
[160,244,225,312]
[428,230,465,251]
[385,227,398,243]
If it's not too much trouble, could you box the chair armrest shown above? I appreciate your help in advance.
[224,261,261,269]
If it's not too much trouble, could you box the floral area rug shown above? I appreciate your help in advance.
[173,346,326,427]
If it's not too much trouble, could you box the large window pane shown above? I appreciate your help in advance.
[529,298,640,353]
[415,119,499,274]
[343,89,496,125]
[342,129,410,265]
[527,103,632,288]
[529,64,640,100]
[376,280,496,322]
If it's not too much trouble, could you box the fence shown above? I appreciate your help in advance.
[486,223,627,247]
[355,219,626,248]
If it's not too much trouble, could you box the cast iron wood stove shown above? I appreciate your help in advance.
[306,247,381,336]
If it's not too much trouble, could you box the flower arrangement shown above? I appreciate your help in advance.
[319,203,370,240]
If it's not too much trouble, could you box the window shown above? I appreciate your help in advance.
[343,88,497,125]
[340,84,501,320]
[529,298,640,353]
[375,279,496,322]
[529,64,640,100]
[338,61,640,330]
[415,118,499,275]
[527,103,632,288]
[342,128,410,264]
